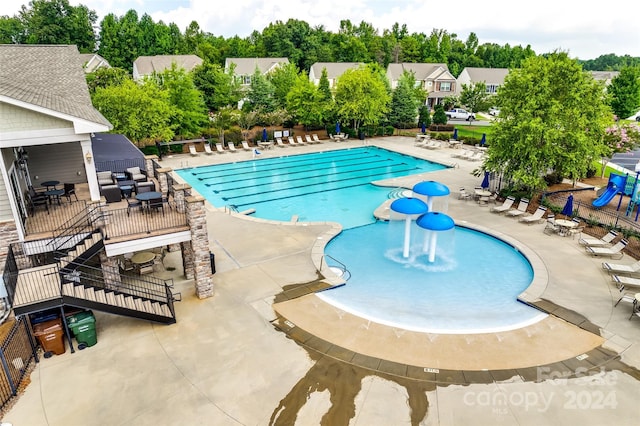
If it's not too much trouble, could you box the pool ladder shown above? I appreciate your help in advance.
[320,255,351,281]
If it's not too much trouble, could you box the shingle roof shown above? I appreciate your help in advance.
[78,53,111,73]
[0,44,111,127]
[133,54,203,76]
[461,67,510,85]
[387,63,452,81]
[310,62,364,79]
[224,57,289,75]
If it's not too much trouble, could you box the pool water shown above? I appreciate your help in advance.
[176,147,447,229]
[177,146,545,333]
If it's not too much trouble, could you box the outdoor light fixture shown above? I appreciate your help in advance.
[85,151,92,163]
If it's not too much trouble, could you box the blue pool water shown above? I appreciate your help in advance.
[176,147,446,229]
[177,146,545,333]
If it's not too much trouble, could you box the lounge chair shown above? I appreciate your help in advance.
[312,134,322,143]
[543,214,560,235]
[275,137,287,148]
[452,149,472,159]
[468,151,485,161]
[215,143,226,153]
[204,144,214,155]
[228,142,238,153]
[241,141,252,151]
[458,188,472,201]
[602,260,640,276]
[612,274,640,291]
[296,135,306,145]
[519,206,547,224]
[287,136,297,146]
[579,230,617,247]
[505,198,529,217]
[425,140,442,149]
[189,144,198,156]
[491,196,515,213]
[125,166,147,182]
[305,134,314,144]
[585,239,627,259]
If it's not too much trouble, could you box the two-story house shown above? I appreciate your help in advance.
[132,54,203,81]
[1,45,213,343]
[386,63,457,109]
[308,62,365,88]
[224,57,290,87]
[456,67,510,96]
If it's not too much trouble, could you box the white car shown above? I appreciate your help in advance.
[488,107,500,116]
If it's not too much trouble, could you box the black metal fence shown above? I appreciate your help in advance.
[102,203,188,240]
[0,316,38,412]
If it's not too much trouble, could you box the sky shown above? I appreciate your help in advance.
[2,0,640,60]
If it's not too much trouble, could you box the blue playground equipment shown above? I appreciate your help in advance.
[592,173,627,208]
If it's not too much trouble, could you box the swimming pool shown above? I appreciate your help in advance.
[177,146,544,333]
[176,146,447,229]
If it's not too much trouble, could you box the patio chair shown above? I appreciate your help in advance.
[519,206,547,224]
[579,230,617,247]
[135,181,155,193]
[585,239,627,259]
[63,183,78,202]
[189,144,198,156]
[275,137,287,148]
[566,218,585,239]
[204,144,214,155]
[228,142,238,153]
[602,260,640,277]
[26,188,49,214]
[505,198,529,218]
[126,197,142,216]
[148,196,164,216]
[296,135,306,145]
[96,171,114,187]
[543,214,560,235]
[100,185,122,203]
[125,166,147,183]
[215,143,226,153]
[312,134,322,143]
[241,141,252,151]
[458,188,472,201]
[305,134,315,144]
[287,136,297,146]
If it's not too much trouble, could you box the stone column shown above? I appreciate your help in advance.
[173,183,192,213]
[185,195,213,298]
[99,251,121,291]
[155,167,172,195]
[144,155,158,179]
[182,241,194,280]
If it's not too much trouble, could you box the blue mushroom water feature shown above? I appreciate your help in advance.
[390,197,429,259]
[416,212,455,263]
[412,180,450,212]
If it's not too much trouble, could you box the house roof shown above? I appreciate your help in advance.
[460,67,510,85]
[133,54,203,76]
[386,63,453,81]
[224,57,289,75]
[590,70,619,82]
[0,44,111,127]
[309,62,365,79]
[78,53,111,73]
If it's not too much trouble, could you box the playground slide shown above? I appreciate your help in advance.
[592,174,627,207]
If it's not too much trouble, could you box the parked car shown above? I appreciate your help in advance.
[488,107,500,116]
[445,108,475,121]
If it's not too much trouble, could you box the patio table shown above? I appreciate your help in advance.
[41,180,60,190]
[45,188,64,205]
[136,191,162,213]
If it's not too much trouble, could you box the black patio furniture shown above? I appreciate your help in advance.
[136,191,163,214]
[27,186,49,214]
[45,189,64,205]
[63,183,78,202]
[41,180,60,190]
[125,166,147,183]
[100,185,122,203]
[126,197,142,216]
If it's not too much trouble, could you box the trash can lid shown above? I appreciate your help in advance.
[33,319,63,334]
[67,311,95,325]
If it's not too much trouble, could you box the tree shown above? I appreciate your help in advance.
[0,16,24,44]
[209,107,236,144]
[608,66,640,119]
[85,67,130,94]
[92,79,174,145]
[268,62,299,108]
[318,67,332,100]
[418,105,431,128]
[432,104,447,125]
[286,73,326,128]
[485,52,612,191]
[459,81,491,116]
[153,63,208,138]
[388,71,420,128]
[243,68,277,113]
[334,66,390,131]
[192,61,241,111]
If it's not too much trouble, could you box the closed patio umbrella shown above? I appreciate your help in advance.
[453,128,458,140]
[481,171,490,190]
[561,193,574,217]
[480,133,486,146]
[336,122,341,134]
[421,122,426,133]
[262,128,267,142]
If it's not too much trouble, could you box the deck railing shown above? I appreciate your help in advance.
[102,201,188,240]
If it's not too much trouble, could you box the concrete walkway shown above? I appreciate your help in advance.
[4,136,640,425]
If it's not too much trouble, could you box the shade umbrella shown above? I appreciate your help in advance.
[262,128,268,142]
[561,193,574,217]
[421,122,426,133]
[416,212,455,262]
[452,128,458,140]
[390,197,428,258]
[481,171,490,190]
[336,121,341,134]
[480,133,486,146]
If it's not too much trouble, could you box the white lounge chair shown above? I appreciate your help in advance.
[312,134,322,143]
[241,141,252,151]
[189,144,198,156]
[215,143,226,153]
[275,137,287,148]
[491,196,515,213]
[228,142,238,153]
[305,134,314,144]
[586,239,627,259]
[287,136,297,146]
[505,198,529,217]
[519,206,547,224]
[204,144,214,155]
[602,260,640,276]
[612,274,640,291]
[579,230,617,247]
[425,140,442,149]
[296,135,306,145]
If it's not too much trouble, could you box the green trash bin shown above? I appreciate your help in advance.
[67,310,97,349]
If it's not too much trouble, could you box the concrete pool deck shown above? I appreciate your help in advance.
[5,136,640,425]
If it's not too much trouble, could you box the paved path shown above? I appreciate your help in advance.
[5,137,640,425]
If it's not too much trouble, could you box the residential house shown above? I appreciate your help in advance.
[1,45,213,336]
[78,53,111,73]
[132,54,203,80]
[224,57,290,87]
[386,63,457,109]
[590,71,619,86]
[309,62,364,88]
[456,67,510,96]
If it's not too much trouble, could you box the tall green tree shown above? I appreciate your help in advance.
[0,16,23,44]
[268,62,299,108]
[485,52,611,191]
[334,66,390,131]
[92,79,174,145]
[85,67,130,94]
[608,66,640,119]
[192,61,241,111]
[459,81,491,115]
[286,73,326,128]
[243,69,277,113]
[318,67,332,100]
[432,104,447,125]
[388,71,420,128]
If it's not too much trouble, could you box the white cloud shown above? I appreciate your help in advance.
[1,0,638,60]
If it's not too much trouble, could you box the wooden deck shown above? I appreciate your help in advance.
[13,264,61,308]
